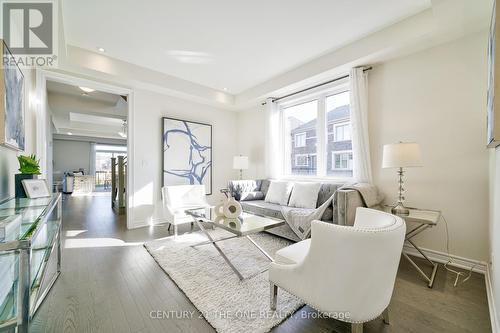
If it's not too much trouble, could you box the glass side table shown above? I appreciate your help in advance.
[382,206,441,288]
[0,193,63,333]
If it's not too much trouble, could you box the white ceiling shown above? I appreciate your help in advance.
[47,81,127,140]
[62,0,431,94]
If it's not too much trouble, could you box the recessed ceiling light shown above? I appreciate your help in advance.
[67,132,73,135]
[79,86,95,93]
[97,47,105,53]
[223,88,228,91]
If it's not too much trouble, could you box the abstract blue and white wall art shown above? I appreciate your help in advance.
[1,41,25,151]
[163,118,212,194]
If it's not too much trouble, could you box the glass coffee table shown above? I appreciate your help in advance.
[185,207,285,280]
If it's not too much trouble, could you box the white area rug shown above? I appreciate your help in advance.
[144,229,305,333]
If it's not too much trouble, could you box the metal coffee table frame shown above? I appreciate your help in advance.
[185,208,285,281]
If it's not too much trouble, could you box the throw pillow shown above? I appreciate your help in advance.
[265,181,293,205]
[289,182,321,209]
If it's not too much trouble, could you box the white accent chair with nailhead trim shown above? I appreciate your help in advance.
[269,207,405,333]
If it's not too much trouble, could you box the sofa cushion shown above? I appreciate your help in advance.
[240,191,265,201]
[274,239,311,265]
[228,180,262,200]
[289,182,321,209]
[265,181,293,205]
[240,200,284,220]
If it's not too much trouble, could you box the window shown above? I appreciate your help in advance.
[295,154,317,167]
[334,122,351,142]
[280,88,352,178]
[283,100,318,176]
[332,151,353,170]
[294,133,306,147]
[95,145,127,191]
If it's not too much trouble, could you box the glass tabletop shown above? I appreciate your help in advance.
[186,207,285,236]
[0,194,60,244]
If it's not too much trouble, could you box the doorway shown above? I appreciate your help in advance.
[37,71,133,224]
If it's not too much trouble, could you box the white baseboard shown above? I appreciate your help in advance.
[403,245,487,274]
[486,264,500,333]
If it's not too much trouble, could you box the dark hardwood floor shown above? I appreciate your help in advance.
[31,194,491,333]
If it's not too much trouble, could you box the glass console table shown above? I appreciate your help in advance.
[0,193,63,333]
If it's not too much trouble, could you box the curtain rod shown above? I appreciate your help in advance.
[261,66,372,106]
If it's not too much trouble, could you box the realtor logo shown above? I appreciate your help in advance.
[1,1,57,67]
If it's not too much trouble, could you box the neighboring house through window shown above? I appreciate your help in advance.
[280,85,353,179]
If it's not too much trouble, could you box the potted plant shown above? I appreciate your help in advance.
[15,154,41,198]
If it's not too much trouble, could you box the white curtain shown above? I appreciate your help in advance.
[264,98,283,179]
[89,142,96,176]
[349,67,372,183]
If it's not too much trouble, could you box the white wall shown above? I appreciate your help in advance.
[0,69,38,201]
[131,89,239,227]
[52,139,92,178]
[369,31,489,262]
[490,148,500,329]
[237,107,266,179]
[237,32,490,262]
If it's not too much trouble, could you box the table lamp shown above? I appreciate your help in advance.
[382,142,422,216]
[233,155,248,180]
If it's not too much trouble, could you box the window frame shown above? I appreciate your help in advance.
[331,150,353,171]
[278,80,352,181]
[294,153,316,167]
[333,121,351,142]
[294,132,306,148]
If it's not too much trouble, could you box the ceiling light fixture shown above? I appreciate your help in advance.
[67,132,73,135]
[79,86,95,93]
[223,88,228,91]
[97,47,105,53]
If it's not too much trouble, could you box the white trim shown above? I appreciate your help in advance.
[486,264,500,333]
[403,244,487,274]
[36,69,136,229]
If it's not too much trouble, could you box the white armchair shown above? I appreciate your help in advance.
[269,208,405,333]
[154,185,210,236]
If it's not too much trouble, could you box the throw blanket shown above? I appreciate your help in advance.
[281,183,383,240]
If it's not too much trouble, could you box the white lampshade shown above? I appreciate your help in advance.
[233,156,249,170]
[382,143,422,168]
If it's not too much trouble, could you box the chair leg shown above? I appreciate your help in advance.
[270,283,278,310]
[167,223,171,231]
[382,307,390,325]
[351,323,363,333]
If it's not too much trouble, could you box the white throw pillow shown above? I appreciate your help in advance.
[289,182,321,209]
[265,181,293,205]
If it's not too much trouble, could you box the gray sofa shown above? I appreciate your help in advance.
[228,179,365,242]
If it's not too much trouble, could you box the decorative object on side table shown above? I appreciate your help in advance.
[162,117,212,194]
[382,205,441,288]
[214,192,243,230]
[0,40,25,151]
[233,155,248,180]
[15,154,41,198]
[382,142,422,216]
